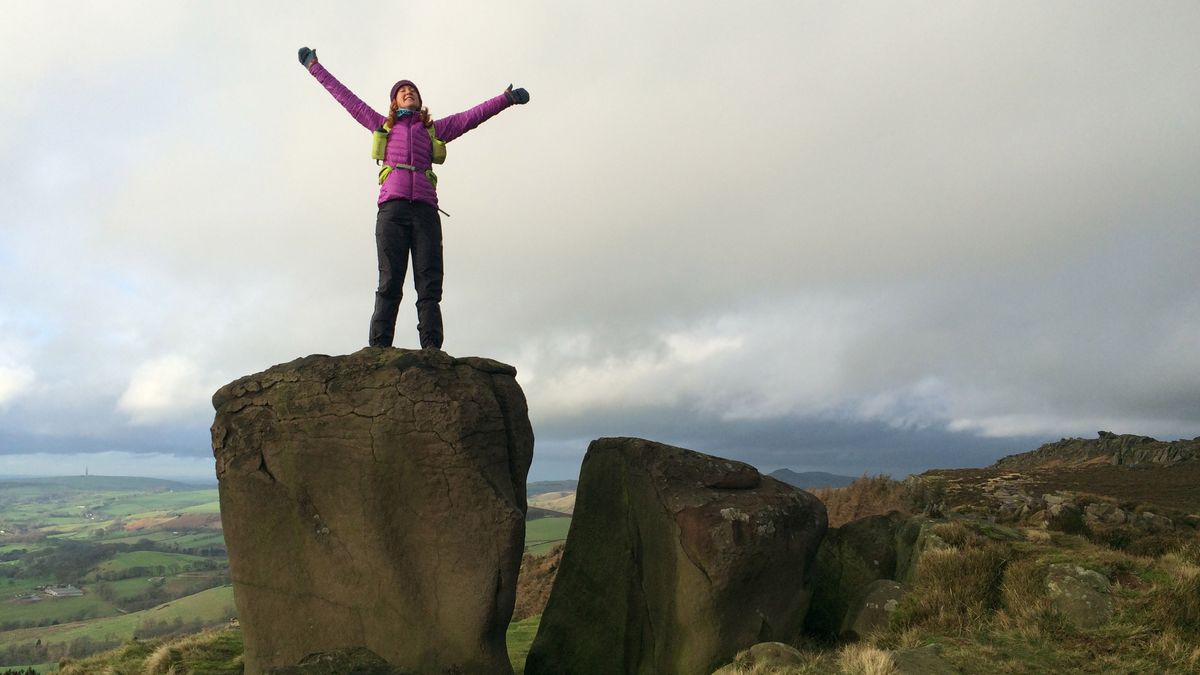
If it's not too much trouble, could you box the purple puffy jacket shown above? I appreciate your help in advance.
[309,62,512,207]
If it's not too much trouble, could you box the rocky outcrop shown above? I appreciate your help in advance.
[524,438,827,675]
[992,431,1200,470]
[211,348,533,675]
[980,478,1179,535]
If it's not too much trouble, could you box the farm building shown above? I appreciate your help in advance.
[44,584,84,597]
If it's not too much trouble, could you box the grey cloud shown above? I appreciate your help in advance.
[2,3,1198,478]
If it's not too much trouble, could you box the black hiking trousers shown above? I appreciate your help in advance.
[369,199,444,349]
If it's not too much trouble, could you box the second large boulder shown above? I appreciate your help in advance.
[525,437,827,675]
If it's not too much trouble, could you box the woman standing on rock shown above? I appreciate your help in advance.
[297,47,529,350]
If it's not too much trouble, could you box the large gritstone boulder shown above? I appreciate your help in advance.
[525,437,827,675]
[211,348,533,675]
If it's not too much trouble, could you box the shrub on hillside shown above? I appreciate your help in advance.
[811,475,914,528]
[997,557,1050,626]
[893,540,1008,632]
[1151,571,1200,636]
[1088,525,1194,558]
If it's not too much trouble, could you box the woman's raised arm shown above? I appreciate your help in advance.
[297,46,385,132]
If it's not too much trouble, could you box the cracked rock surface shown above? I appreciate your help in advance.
[524,437,826,675]
[211,348,533,675]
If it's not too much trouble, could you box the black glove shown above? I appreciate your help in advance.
[298,47,318,69]
[505,84,530,105]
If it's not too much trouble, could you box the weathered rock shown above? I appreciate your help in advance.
[1045,563,1113,628]
[211,348,534,675]
[1134,511,1174,533]
[1046,502,1088,534]
[525,437,827,675]
[894,517,950,584]
[805,512,908,637]
[1042,493,1072,506]
[841,579,906,639]
[710,642,806,674]
[1083,502,1129,526]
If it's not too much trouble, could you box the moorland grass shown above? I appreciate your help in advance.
[506,615,540,674]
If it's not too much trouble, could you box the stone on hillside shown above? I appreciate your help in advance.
[1134,511,1174,533]
[710,642,807,675]
[805,511,909,638]
[524,437,827,675]
[840,579,906,640]
[1046,502,1088,534]
[211,348,534,675]
[1083,502,1129,526]
[1045,563,1113,629]
[894,517,948,583]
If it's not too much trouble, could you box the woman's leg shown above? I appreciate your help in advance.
[369,200,413,347]
[410,202,444,349]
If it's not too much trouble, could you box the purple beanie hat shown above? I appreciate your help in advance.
[389,79,422,107]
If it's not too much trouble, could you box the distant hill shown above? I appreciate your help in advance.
[528,491,576,515]
[990,431,1200,471]
[0,475,210,491]
[527,506,572,520]
[528,480,578,497]
[767,469,856,489]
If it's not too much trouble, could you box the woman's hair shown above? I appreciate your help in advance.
[387,102,433,128]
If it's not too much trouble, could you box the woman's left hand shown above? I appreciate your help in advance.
[505,84,530,105]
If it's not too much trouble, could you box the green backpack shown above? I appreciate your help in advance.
[372,120,446,187]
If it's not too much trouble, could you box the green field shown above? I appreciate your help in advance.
[0,590,116,627]
[89,491,219,519]
[0,585,236,652]
[179,499,222,514]
[89,550,211,577]
[525,517,570,556]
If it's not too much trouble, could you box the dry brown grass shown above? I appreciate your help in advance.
[142,642,183,674]
[837,644,898,675]
[811,475,914,527]
[1144,631,1200,673]
[998,558,1047,622]
[893,542,1008,632]
[1150,569,1200,636]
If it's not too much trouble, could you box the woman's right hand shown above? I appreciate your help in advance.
[298,47,318,70]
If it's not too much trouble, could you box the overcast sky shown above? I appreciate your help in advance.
[2,2,1198,482]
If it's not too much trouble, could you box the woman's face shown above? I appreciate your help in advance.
[394,85,420,111]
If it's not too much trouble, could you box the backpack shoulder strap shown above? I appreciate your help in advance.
[426,124,447,165]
